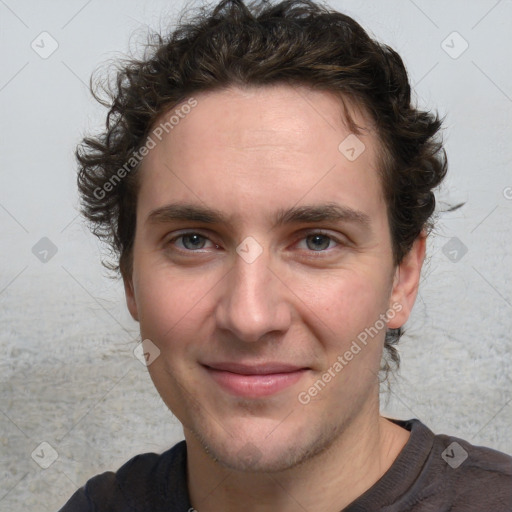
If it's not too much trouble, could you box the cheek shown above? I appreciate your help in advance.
[295,270,391,378]
[134,266,199,343]
[304,271,388,336]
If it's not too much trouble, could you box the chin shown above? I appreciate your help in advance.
[188,416,339,473]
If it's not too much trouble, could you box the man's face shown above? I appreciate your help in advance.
[125,85,418,472]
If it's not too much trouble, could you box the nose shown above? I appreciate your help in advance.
[214,247,292,343]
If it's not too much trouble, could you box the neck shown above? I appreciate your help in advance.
[186,410,410,512]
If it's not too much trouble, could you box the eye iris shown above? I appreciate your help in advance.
[183,234,205,250]
[306,234,330,251]
[179,234,333,251]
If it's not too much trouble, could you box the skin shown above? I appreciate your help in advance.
[124,84,426,511]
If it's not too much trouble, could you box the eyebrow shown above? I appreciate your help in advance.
[146,202,371,229]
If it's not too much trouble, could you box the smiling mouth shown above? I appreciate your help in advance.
[202,362,309,398]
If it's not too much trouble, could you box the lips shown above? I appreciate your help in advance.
[202,362,308,398]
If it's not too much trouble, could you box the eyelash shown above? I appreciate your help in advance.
[165,230,345,254]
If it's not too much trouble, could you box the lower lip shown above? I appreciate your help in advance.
[204,367,307,398]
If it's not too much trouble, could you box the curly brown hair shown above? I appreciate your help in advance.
[76,0,448,377]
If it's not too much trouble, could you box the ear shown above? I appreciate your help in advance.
[123,274,139,322]
[387,232,426,329]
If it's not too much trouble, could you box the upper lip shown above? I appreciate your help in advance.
[203,362,307,375]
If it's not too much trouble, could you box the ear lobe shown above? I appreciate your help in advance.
[123,275,139,322]
[387,233,426,329]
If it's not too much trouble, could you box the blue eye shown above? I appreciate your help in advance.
[165,230,342,255]
[297,232,340,252]
[305,234,335,251]
[181,233,207,250]
[168,232,214,251]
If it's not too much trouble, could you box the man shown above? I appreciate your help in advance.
[60,0,512,510]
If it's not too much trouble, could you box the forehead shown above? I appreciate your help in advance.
[152,84,378,159]
[137,84,386,228]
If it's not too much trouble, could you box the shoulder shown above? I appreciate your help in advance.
[383,419,512,512]
[58,441,188,512]
[413,421,512,511]
[432,431,512,502]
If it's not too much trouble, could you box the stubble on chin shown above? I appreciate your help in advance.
[185,412,348,474]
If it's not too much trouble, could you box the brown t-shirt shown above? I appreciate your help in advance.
[59,418,512,511]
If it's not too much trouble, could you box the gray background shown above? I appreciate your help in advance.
[1,0,511,510]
